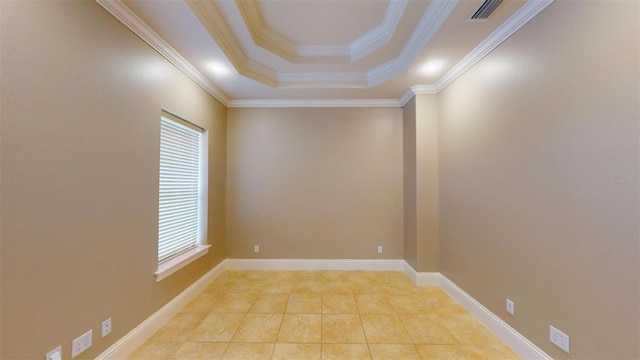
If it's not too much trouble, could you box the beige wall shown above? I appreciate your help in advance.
[403,95,439,272]
[403,98,418,268]
[0,1,226,359]
[438,1,639,359]
[226,107,404,259]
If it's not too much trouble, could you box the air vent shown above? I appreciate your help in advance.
[469,0,503,20]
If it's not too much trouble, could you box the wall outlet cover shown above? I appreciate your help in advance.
[102,318,112,337]
[506,299,514,315]
[46,346,62,360]
[550,325,570,353]
[71,329,92,358]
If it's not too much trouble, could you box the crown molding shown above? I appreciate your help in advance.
[433,0,554,93]
[398,85,438,107]
[236,0,297,62]
[237,0,408,63]
[277,72,368,88]
[368,0,459,87]
[349,0,409,62]
[95,0,229,106]
[227,99,401,108]
[98,0,553,108]
[187,0,278,87]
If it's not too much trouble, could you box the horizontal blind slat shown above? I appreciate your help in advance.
[158,116,203,262]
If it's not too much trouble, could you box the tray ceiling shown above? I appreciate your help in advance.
[97,0,553,107]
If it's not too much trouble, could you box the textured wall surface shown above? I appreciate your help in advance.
[226,107,404,259]
[438,1,639,358]
[0,2,226,358]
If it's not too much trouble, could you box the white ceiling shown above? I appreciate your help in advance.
[97,0,553,107]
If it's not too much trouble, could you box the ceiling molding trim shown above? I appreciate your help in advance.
[349,0,410,62]
[296,45,351,58]
[367,0,459,87]
[95,0,230,106]
[398,85,438,107]
[277,72,368,87]
[238,0,407,63]
[235,0,297,62]
[187,1,278,87]
[434,0,554,93]
[399,88,416,107]
[227,99,401,108]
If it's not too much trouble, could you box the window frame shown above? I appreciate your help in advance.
[154,110,210,282]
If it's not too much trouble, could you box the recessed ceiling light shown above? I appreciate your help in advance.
[419,61,445,76]
[207,62,231,77]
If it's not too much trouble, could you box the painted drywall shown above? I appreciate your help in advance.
[403,97,418,269]
[0,1,226,359]
[226,107,403,259]
[403,95,439,272]
[438,1,639,359]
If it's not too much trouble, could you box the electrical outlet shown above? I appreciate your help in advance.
[71,329,92,358]
[254,245,259,253]
[102,318,112,337]
[377,246,383,254]
[506,299,514,315]
[45,346,62,360]
[550,325,570,353]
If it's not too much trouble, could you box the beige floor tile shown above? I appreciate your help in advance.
[210,293,259,313]
[368,344,422,360]
[149,313,205,342]
[262,282,295,293]
[249,293,290,313]
[128,341,181,360]
[129,271,519,360]
[439,315,499,344]
[360,314,412,344]
[415,344,461,360]
[387,294,434,314]
[286,293,321,313]
[399,314,458,344]
[321,281,354,293]
[180,292,223,313]
[484,342,520,358]
[321,344,371,360]
[322,293,358,314]
[221,343,275,360]
[232,314,283,342]
[322,314,366,344]
[271,343,321,360]
[189,313,245,342]
[277,314,322,343]
[172,342,228,360]
[354,294,396,314]
[454,344,497,359]
[292,279,325,293]
[430,295,469,315]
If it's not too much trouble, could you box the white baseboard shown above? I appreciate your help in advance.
[224,258,406,271]
[402,261,441,285]
[440,275,552,360]
[95,260,228,360]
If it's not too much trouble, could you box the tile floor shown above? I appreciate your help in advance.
[129,270,520,359]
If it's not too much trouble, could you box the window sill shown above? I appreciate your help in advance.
[155,245,211,282]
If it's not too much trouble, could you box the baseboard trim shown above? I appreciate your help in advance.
[224,258,406,271]
[402,262,442,285]
[440,275,552,360]
[95,260,228,360]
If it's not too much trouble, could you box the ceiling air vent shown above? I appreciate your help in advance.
[469,0,503,20]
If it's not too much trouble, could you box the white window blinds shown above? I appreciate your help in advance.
[158,115,204,263]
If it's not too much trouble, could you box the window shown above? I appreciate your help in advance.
[155,111,209,281]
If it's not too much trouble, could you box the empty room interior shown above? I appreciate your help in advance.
[1,0,638,359]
